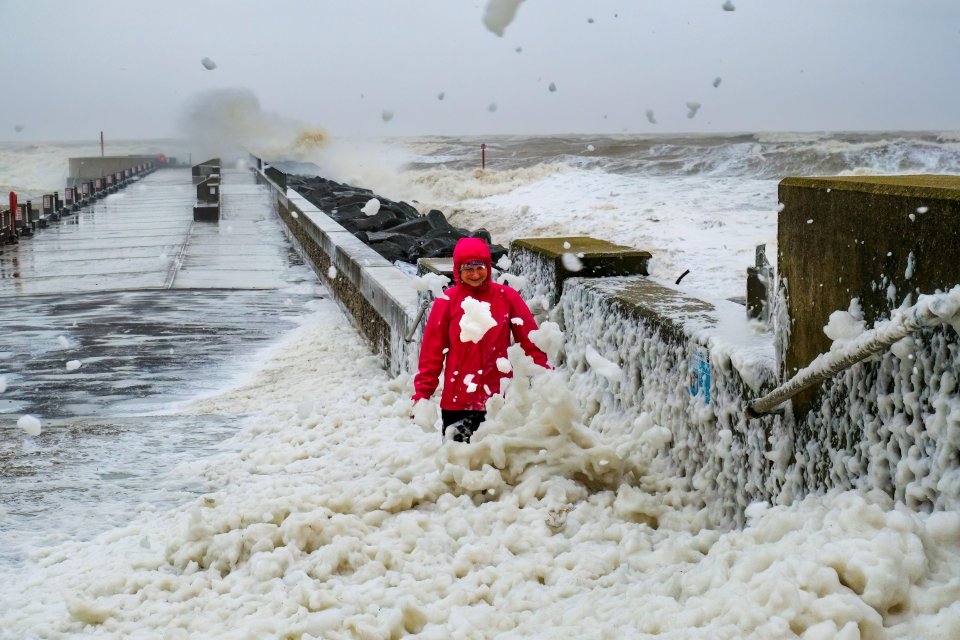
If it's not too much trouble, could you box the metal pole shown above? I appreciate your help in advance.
[404,298,433,342]
[746,287,960,417]
[8,192,17,240]
[100,131,104,157]
[481,143,486,170]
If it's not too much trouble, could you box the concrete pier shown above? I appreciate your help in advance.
[0,166,319,418]
[67,156,161,188]
[0,165,323,568]
[0,168,292,294]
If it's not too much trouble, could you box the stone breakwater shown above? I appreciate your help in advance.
[287,174,507,266]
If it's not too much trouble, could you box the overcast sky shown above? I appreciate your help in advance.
[1,0,958,142]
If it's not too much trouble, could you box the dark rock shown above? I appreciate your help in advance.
[381,216,434,237]
[470,228,493,245]
[289,172,504,268]
[383,200,421,220]
[367,231,402,243]
[392,234,421,261]
[368,240,408,263]
[329,205,366,224]
[334,191,377,207]
[416,228,467,259]
[490,244,508,265]
[426,209,450,229]
[353,208,401,232]
[421,225,468,243]
[418,236,459,259]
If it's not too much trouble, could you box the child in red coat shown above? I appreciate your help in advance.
[412,237,548,442]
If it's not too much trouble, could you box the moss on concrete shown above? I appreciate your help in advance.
[513,236,651,265]
[597,277,716,345]
[513,236,652,306]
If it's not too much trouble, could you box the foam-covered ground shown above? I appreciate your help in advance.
[4,304,959,638]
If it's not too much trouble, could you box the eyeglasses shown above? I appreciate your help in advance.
[460,264,487,273]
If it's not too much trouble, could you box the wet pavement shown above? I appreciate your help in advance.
[0,288,317,417]
[0,167,328,565]
[0,167,323,418]
[0,168,298,294]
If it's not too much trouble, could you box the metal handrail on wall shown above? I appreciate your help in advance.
[747,286,960,417]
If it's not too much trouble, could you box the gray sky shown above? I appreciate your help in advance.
[1,0,958,141]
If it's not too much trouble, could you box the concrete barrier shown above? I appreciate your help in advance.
[193,177,221,222]
[255,166,419,376]
[192,158,221,185]
[774,175,960,510]
[512,240,779,524]
[193,159,222,222]
[778,175,960,414]
[510,236,651,319]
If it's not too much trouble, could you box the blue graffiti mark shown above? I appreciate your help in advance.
[688,348,711,404]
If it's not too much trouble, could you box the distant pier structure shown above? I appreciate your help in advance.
[66,155,173,189]
[2,155,169,242]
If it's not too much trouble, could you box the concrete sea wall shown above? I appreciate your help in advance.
[552,276,781,525]
[778,176,960,412]
[777,175,960,512]
[254,166,419,376]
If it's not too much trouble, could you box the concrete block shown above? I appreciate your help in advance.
[510,235,652,316]
[417,257,455,278]
[558,275,778,524]
[778,175,960,414]
[193,203,220,222]
[196,177,220,204]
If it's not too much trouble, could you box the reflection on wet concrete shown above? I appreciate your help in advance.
[0,287,319,417]
[0,167,330,566]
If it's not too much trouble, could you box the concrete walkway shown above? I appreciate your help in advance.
[0,166,323,419]
[0,167,295,295]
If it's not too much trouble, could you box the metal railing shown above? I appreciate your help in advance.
[747,286,960,417]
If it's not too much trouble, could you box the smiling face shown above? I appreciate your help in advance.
[460,263,488,287]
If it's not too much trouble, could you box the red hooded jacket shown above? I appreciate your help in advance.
[413,237,548,410]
